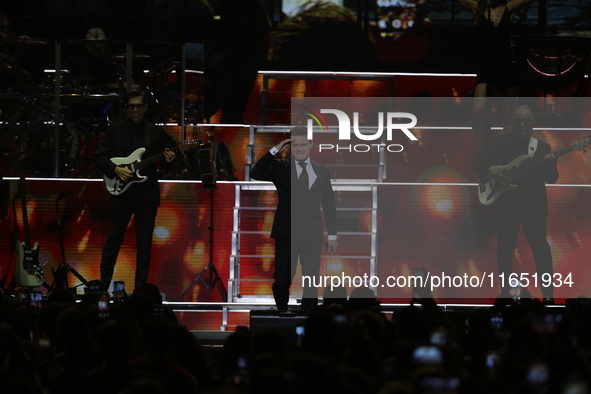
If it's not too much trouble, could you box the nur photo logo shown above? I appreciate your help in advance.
[303,108,418,153]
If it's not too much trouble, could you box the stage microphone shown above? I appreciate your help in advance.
[58,191,72,200]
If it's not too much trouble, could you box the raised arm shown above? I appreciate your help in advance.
[454,0,478,14]
[251,139,291,182]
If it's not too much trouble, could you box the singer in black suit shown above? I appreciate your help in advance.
[94,90,177,292]
[251,126,338,311]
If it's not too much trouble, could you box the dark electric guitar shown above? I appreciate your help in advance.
[103,140,200,196]
[478,136,590,206]
[14,176,45,287]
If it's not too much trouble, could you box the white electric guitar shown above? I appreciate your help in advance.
[15,176,45,287]
[478,136,590,206]
[103,140,200,196]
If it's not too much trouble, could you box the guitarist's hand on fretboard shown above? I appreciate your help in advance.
[486,169,513,190]
[115,166,134,182]
[164,148,176,163]
[544,153,557,170]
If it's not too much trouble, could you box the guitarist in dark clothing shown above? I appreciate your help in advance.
[475,106,558,303]
[94,90,177,292]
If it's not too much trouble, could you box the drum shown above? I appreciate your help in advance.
[70,94,118,132]
[512,35,591,94]
[0,106,80,176]
[37,72,82,101]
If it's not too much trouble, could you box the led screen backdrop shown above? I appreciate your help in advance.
[0,180,235,302]
[1,97,591,308]
[291,97,591,300]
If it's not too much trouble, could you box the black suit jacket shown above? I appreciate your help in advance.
[251,151,337,242]
[475,133,559,218]
[94,119,176,206]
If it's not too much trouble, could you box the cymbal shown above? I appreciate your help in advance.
[15,36,48,45]
[112,53,151,60]
[65,39,125,45]
[0,61,30,76]
[103,82,140,89]
[0,52,15,62]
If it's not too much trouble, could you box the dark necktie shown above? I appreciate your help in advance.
[298,161,309,190]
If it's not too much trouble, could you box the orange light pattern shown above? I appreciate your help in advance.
[0,75,590,330]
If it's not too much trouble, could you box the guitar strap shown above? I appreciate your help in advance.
[528,137,538,159]
[522,137,540,182]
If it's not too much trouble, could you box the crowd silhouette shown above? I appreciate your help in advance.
[1,284,590,393]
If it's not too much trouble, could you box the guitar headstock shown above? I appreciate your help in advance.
[206,126,216,141]
[176,139,201,149]
[574,135,591,152]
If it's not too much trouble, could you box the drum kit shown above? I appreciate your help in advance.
[0,37,194,177]
[511,35,591,96]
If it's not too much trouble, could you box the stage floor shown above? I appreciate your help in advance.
[171,299,565,333]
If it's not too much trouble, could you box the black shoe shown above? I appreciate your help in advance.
[543,298,555,305]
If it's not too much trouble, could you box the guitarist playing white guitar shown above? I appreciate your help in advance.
[474,105,559,304]
[94,90,177,292]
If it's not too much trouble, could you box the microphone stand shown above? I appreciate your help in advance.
[178,133,227,301]
[178,189,227,301]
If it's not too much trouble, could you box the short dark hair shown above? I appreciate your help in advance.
[513,105,534,119]
[290,126,311,142]
[125,90,146,105]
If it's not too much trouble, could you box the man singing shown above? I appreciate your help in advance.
[251,126,338,312]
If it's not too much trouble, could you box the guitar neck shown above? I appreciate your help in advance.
[19,176,31,249]
[136,140,198,170]
[508,143,574,178]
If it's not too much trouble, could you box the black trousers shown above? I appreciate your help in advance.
[495,210,554,298]
[273,232,322,310]
[99,197,158,292]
